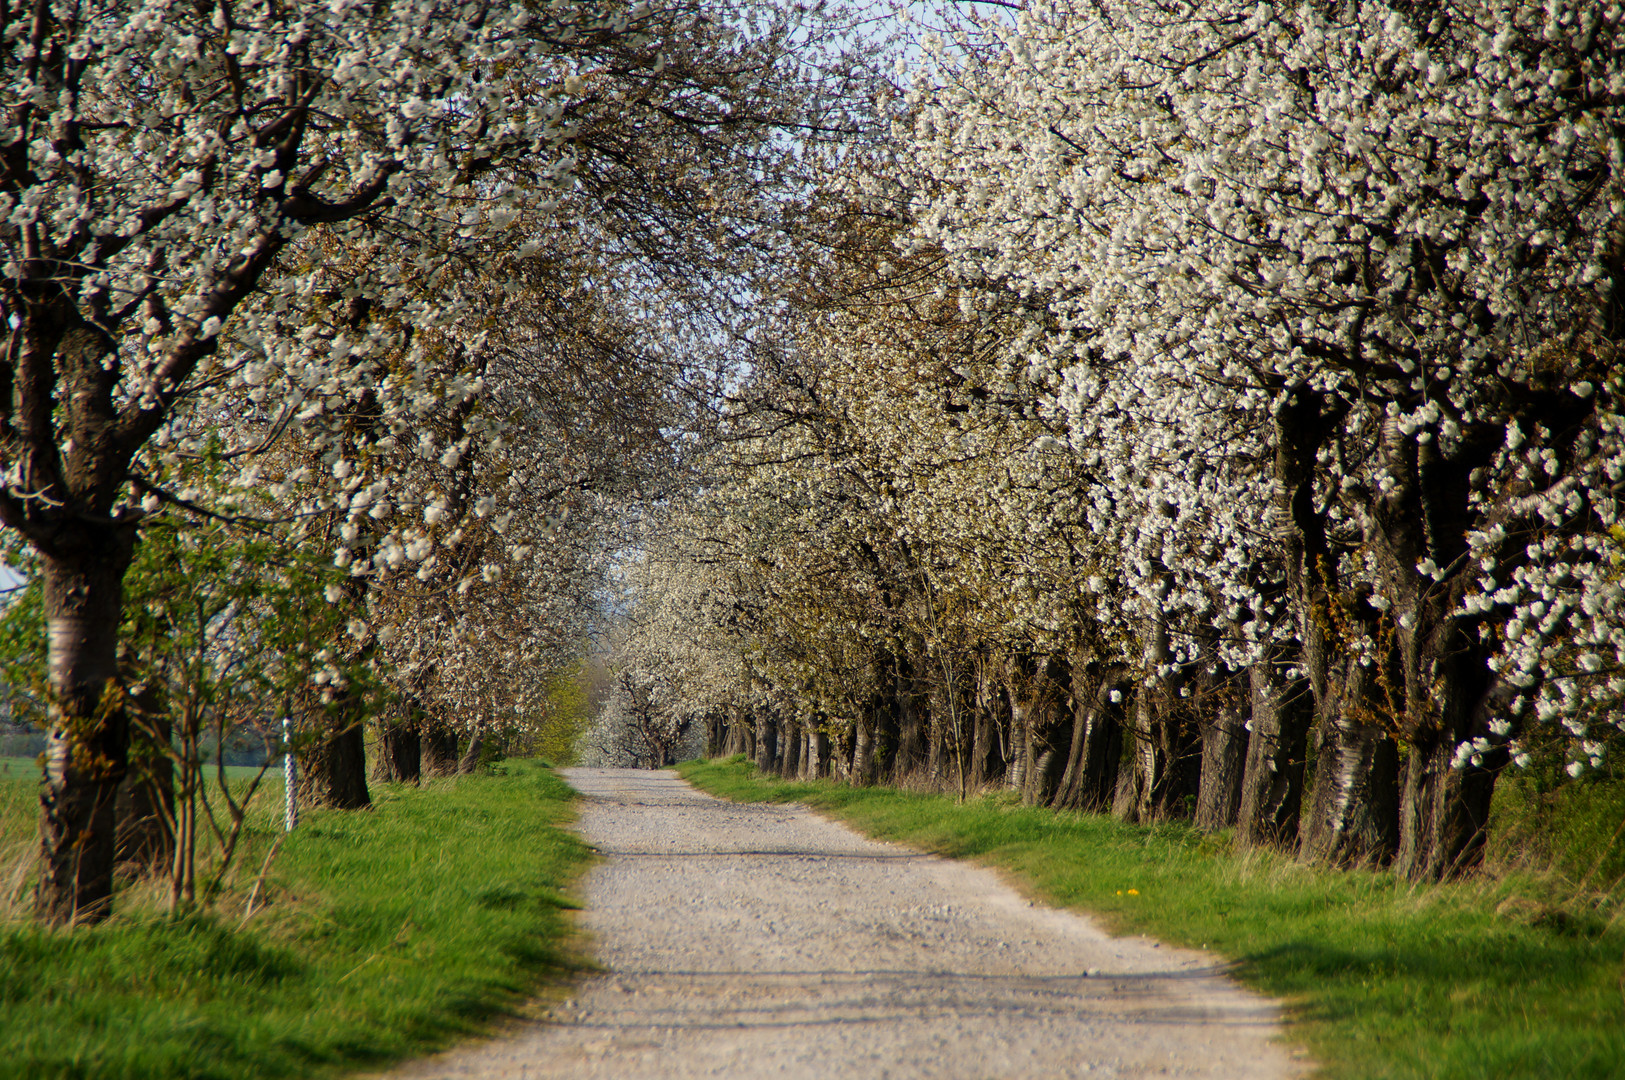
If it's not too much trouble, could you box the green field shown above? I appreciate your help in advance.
[0,755,39,780]
[0,760,592,1080]
[681,757,1625,1080]
[0,756,278,782]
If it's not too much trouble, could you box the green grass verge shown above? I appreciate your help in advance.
[0,759,592,1080]
[680,757,1624,1080]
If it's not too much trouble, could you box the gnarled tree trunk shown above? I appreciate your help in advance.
[1193,652,1249,832]
[1115,605,1199,823]
[38,531,138,924]
[1394,666,1506,880]
[1237,654,1313,849]
[970,658,1008,787]
[1053,663,1127,813]
[373,715,422,784]
[894,661,927,783]
[457,731,485,775]
[1366,403,1509,879]
[1017,654,1071,807]
[755,711,779,775]
[851,713,876,786]
[296,697,371,811]
[422,717,460,778]
[1303,640,1399,866]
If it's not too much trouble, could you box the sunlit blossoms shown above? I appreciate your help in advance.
[896,0,1625,874]
[1,0,863,922]
[604,0,1625,885]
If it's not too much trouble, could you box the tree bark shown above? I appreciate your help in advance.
[1365,405,1507,879]
[456,731,485,775]
[926,657,971,795]
[1115,606,1199,823]
[893,653,927,782]
[754,711,779,775]
[37,533,137,924]
[722,713,747,757]
[1237,656,1313,849]
[970,659,1007,787]
[422,716,460,778]
[296,704,371,811]
[1018,654,1070,806]
[1394,674,1507,880]
[373,716,422,783]
[852,713,876,786]
[1193,664,1249,831]
[1302,644,1399,866]
[1005,685,1029,795]
[1053,664,1127,813]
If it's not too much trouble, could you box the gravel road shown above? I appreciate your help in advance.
[386,767,1309,1080]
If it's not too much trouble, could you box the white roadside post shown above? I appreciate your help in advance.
[283,716,297,832]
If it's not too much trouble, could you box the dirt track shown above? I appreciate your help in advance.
[386,767,1309,1079]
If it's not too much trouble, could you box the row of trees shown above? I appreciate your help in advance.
[604,0,1625,882]
[0,0,876,922]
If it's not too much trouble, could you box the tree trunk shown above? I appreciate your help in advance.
[1005,688,1029,794]
[779,719,797,776]
[852,713,875,786]
[970,661,1007,787]
[373,717,422,783]
[926,682,946,784]
[754,712,779,775]
[1118,695,1209,821]
[1015,655,1070,806]
[894,654,927,781]
[722,714,746,757]
[1237,656,1313,849]
[37,534,137,924]
[456,731,485,775]
[1303,648,1399,866]
[422,717,460,778]
[1394,673,1507,880]
[872,679,899,782]
[1366,403,1506,880]
[1053,665,1127,813]
[1116,608,1198,823]
[296,706,371,811]
[1193,665,1249,831]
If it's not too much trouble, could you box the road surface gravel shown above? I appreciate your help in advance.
[385,767,1309,1080]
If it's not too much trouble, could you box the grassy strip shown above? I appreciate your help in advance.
[0,759,592,1080]
[680,757,1624,1080]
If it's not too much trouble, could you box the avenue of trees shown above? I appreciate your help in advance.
[602,0,1625,884]
[0,0,874,922]
[3,0,1620,927]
